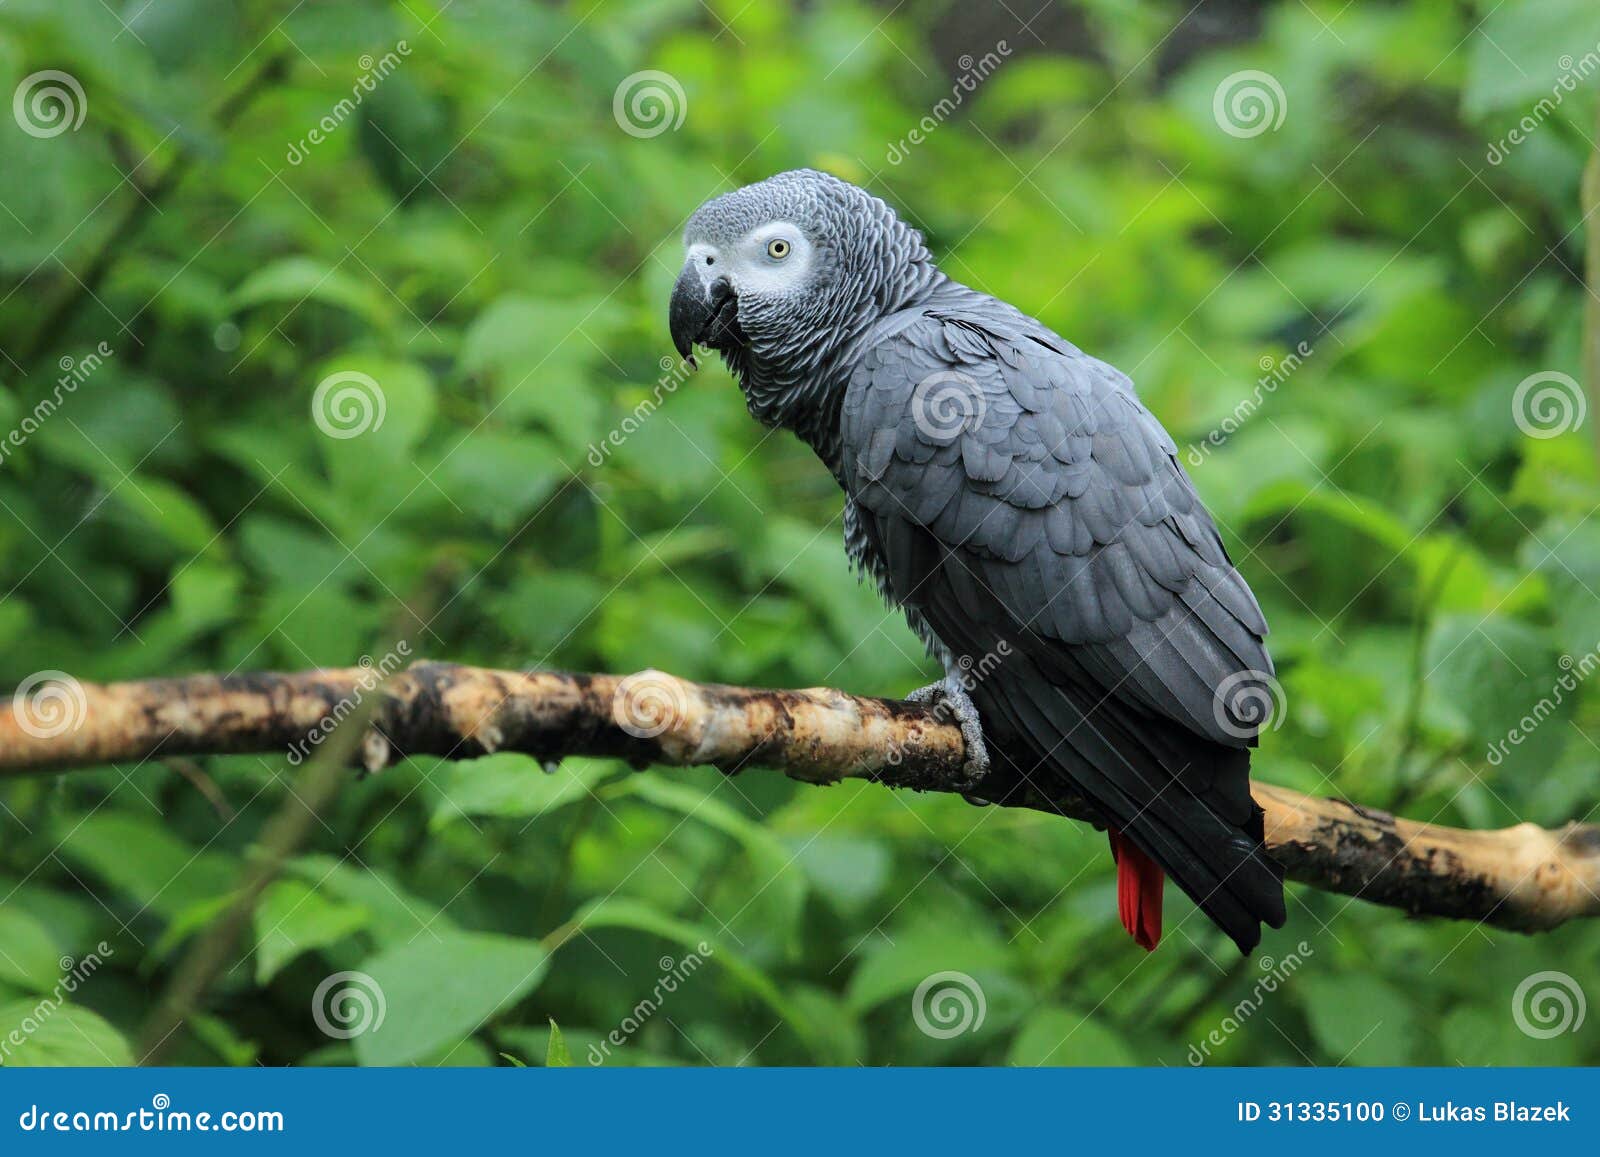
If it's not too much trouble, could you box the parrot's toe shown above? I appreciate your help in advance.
[907,676,991,793]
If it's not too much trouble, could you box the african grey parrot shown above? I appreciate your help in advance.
[669,169,1285,953]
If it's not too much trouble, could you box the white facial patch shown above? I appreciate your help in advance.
[686,220,812,297]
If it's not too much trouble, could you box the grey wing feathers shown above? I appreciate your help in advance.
[847,309,1273,746]
[840,305,1285,950]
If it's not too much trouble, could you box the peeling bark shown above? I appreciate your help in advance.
[2,661,1596,933]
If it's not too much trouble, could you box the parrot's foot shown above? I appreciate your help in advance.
[907,676,991,795]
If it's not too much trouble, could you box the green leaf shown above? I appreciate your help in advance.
[429,755,615,829]
[458,294,617,454]
[847,924,1013,1014]
[0,1002,133,1066]
[114,475,219,555]
[1425,614,1564,778]
[619,775,807,947]
[254,878,370,985]
[791,834,890,913]
[287,857,457,947]
[1297,974,1417,1064]
[571,898,823,1059]
[55,813,235,921]
[352,932,550,1066]
[545,1018,572,1067]
[230,256,395,331]
[312,357,437,476]
[428,431,564,530]
[0,906,63,993]
[1007,1005,1137,1066]
[1463,0,1600,118]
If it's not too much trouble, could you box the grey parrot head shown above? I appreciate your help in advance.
[670,169,938,431]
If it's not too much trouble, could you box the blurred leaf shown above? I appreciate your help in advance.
[1297,974,1417,1065]
[254,878,370,985]
[0,1002,133,1066]
[0,906,64,993]
[1007,1005,1137,1066]
[429,755,614,829]
[354,931,550,1066]
[1463,0,1600,117]
[231,257,396,332]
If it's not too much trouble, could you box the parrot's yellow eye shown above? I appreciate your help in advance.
[766,238,791,260]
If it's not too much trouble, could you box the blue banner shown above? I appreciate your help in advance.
[1,1068,1594,1153]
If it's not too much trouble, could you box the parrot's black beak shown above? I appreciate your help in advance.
[669,267,738,368]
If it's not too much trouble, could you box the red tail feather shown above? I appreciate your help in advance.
[1108,829,1164,951]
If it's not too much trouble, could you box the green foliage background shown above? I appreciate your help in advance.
[1,0,1598,1067]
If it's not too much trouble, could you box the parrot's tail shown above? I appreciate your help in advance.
[1108,828,1164,951]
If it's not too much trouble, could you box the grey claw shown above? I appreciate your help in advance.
[908,675,990,791]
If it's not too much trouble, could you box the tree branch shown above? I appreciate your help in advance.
[2,661,1597,933]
